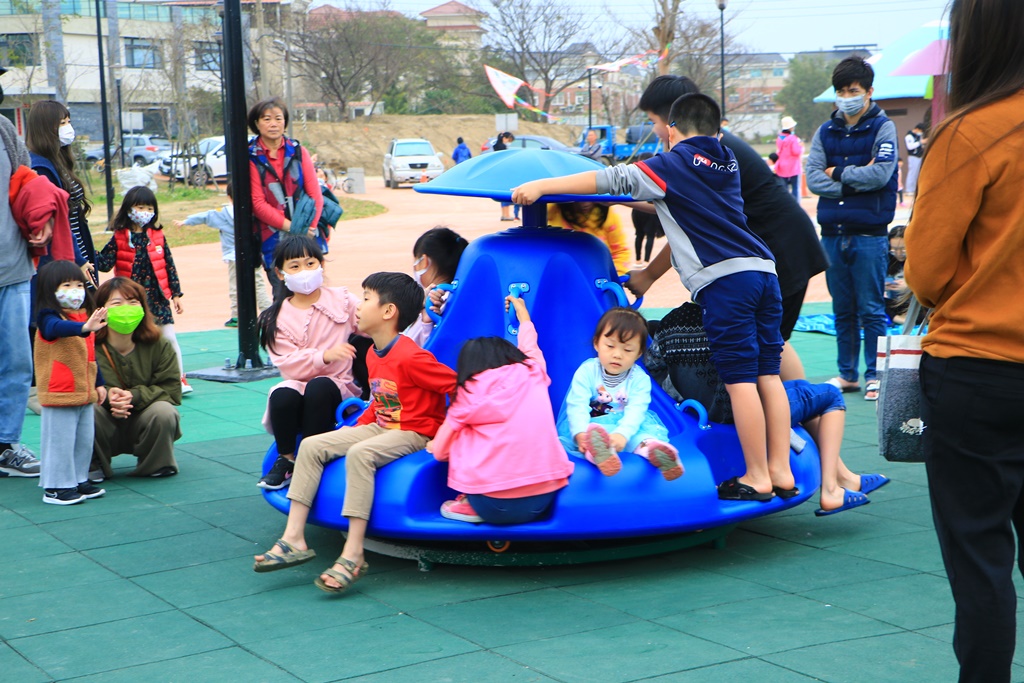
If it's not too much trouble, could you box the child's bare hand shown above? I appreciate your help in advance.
[504,295,530,323]
[172,220,185,227]
[511,181,544,205]
[324,343,356,364]
[610,433,627,452]
[96,386,107,406]
[425,440,434,454]
[574,433,588,453]
[83,307,108,332]
[172,297,184,315]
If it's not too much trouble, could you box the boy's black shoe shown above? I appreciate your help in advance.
[43,488,86,506]
[77,482,107,499]
[258,456,294,490]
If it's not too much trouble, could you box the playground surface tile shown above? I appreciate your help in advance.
[3,317,1014,682]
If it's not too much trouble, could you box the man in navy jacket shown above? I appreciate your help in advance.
[806,57,898,402]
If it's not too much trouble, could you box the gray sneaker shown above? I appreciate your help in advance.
[0,445,41,477]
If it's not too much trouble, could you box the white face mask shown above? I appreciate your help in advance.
[835,94,866,117]
[58,123,76,147]
[56,287,86,310]
[284,266,324,295]
[413,256,429,288]
[129,208,155,226]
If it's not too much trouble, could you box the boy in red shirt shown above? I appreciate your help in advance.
[253,272,457,593]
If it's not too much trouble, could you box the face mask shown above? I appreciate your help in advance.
[58,123,76,147]
[106,304,145,334]
[284,267,323,295]
[413,257,429,288]
[835,94,866,117]
[129,208,155,227]
[56,287,86,310]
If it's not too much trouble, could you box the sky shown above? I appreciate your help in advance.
[311,0,952,56]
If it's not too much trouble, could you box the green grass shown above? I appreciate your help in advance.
[338,196,387,221]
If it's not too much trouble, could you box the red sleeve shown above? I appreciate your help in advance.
[405,345,458,396]
[250,160,285,230]
[300,147,323,229]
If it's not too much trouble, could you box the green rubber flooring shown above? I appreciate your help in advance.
[2,307,1005,682]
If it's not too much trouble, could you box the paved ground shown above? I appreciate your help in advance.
[2,307,998,683]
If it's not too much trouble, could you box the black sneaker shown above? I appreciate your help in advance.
[43,488,86,506]
[77,482,106,499]
[257,456,294,490]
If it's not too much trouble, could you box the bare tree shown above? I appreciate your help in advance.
[481,0,595,114]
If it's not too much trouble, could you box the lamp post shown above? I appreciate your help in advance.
[587,68,593,130]
[93,0,114,220]
[115,75,124,167]
[273,38,293,138]
[717,0,728,117]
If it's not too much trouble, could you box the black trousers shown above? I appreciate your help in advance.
[921,353,1024,683]
[268,376,342,456]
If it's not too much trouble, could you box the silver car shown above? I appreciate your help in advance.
[382,138,444,188]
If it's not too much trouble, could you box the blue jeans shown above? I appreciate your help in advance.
[465,490,558,525]
[0,281,33,443]
[781,174,800,201]
[822,235,888,383]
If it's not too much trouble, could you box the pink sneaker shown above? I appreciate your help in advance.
[583,425,622,476]
[440,494,483,523]
[642,440,684,481]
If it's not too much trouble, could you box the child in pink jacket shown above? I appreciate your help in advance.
[429,296,574,524]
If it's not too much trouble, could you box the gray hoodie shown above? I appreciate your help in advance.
[0,117,35,288]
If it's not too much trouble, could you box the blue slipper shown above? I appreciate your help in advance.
[815,489,870,517]
[859,474,890,495]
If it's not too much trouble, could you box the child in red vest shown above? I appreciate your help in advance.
[96,186,190,394]
[34,260,108,505]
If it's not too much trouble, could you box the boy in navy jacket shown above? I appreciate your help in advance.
[512,93,793,503]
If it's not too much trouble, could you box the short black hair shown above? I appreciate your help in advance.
[593,307,649,354]
[225,179,233,199]
[457,136,464,144]
[247,97,289,136]
[913,122,927,131]
[413,227,468,282]
[768,152,779,162]
[639,75,700,122]
[36,259,95,317]
[361,272,423,332]
[668,93,721,137]
[832,57,874,91]
[455,337,528,398]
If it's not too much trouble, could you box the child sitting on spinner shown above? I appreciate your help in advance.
[429,295,574,524]
[557,307,683,481]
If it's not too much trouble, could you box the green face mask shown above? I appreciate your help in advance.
[106,304,145,335]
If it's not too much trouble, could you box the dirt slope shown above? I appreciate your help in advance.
[293,115,582,173]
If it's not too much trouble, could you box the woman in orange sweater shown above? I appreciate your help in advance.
[903,2,1024,680]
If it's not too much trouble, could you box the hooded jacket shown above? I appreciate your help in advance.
[9,167,73,261]
[432,321,574,495]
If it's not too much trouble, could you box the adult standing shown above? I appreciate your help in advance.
[92,277,182,479]
[248,97,323,296]
[628,75,829,381]
[494,132,519,221]
[904,1,1024,680]
[0,67,43,478]
[903,122,927,199]
[806,57,898,401]
[580,129,603,161]
[451,137,472,164]
[775,115,803,202]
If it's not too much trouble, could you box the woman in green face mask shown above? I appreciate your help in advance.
[90,277,182,480]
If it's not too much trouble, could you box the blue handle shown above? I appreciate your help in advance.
[335,397,369,426]
[506,288,522,335]
[618,275,644,310]
[424,282,456,324]
[676,399,711,430]
[596,277,644,310]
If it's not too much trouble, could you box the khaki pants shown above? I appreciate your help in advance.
[286,424,428,520]
[227,260,273,318]
[93,401,182,477]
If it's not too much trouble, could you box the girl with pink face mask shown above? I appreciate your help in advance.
[255,235,362,491]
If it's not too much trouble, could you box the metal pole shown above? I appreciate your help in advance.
[223,0,264,368]
[587,70,592,131]
[94,0,114,220]
[719,8,726,117]
[116,77,124,167]
[285,46,293,139]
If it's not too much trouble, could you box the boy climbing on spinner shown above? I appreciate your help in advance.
[512,93,793,502]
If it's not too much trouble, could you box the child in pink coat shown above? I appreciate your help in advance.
[429,296,574,524]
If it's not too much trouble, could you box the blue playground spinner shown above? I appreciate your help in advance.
[262,150,822,545]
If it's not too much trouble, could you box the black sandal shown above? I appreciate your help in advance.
[718,477,773,502]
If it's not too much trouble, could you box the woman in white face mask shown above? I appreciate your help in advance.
[403,226,469,346]
[24,100,97,284]
[255,235,363,491]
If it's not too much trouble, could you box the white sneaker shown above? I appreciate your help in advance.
[181,376,194,395]
[0,445,41,477]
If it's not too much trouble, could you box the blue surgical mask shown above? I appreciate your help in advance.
[835,94,866,117]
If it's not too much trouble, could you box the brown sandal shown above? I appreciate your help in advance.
[314,556,369,594]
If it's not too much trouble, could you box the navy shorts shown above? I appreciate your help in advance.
[785,380,846,426]
[698,271,784,384]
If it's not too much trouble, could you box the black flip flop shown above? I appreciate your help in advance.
[773,485,800,499]
[717,477,773,502]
